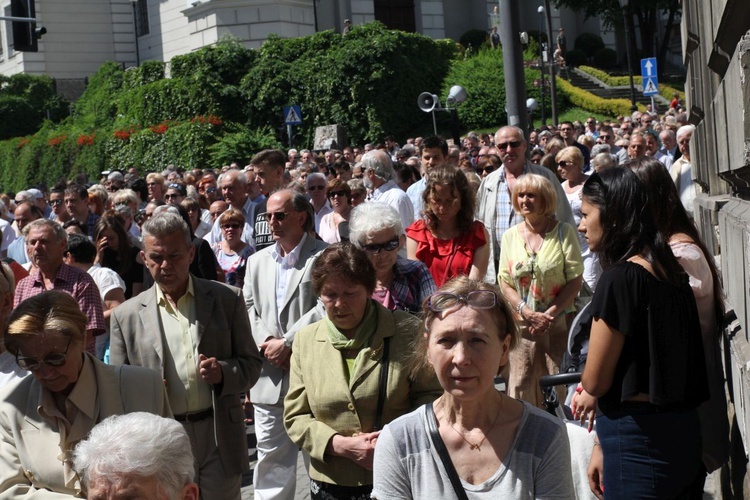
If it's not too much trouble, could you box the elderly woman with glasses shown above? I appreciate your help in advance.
[284,243,441,500]
[318,179,352,244]
[498,173,583,408]
[372,277,573,499]
[350,203,436,314]
[0,291,170,497]
[212,208,254,288]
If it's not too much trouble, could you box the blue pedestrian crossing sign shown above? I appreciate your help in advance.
[283,105,302,125]
[640,58,659,97]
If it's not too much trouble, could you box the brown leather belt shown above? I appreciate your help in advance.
[174,407,213,422]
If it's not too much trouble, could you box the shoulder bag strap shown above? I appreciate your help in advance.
[373,336,391,431]
[426,403,470,500]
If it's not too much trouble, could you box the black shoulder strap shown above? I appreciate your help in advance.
[425,403,470,500]
[373,336,390,431]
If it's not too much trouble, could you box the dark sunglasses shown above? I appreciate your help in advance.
[328,190,347,199]
[363,236,400,254]
[557,161,570,167]
[263,212,290,222]
[222,223,241,230]
[164,193,182,200]
[49,199,63,206]
[307,185,325,191]
[497,140,522,150]
[477,166,495,174]
[16,337,72,371]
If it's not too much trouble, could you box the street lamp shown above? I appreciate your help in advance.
[537,6,546,125]
[130,0,140,67]
[618,0,637,112]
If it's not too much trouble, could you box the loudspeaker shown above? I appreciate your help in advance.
[418,92,440,113]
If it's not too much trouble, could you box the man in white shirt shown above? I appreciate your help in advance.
[362,150,415,230]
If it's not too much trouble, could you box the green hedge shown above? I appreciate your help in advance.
[578,65,685,103]
[556,76,644,117]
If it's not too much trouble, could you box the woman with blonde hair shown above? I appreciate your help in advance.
[498,173,583,407]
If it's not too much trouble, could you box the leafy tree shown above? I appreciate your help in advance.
[552,0,680,78]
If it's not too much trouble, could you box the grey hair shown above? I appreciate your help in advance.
[142,211,191,246]
[659,129,676,141]
[494,126,527,146]
[676,124,695,141]
[591,153,618,171]
[23,218,66,242]
[73,412,194,497]
[305,172,326,186]
[289,190,315,233]
[361,150,395,182]
[347,178,365,192]
[218,168,247,187]
[349,202,404,247]
[590,143,611,157]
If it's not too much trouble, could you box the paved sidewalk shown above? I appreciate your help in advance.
[240,424,311,500]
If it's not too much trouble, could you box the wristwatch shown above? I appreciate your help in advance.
[283,336,293,349]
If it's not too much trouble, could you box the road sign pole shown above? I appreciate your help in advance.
[287,124,293,148]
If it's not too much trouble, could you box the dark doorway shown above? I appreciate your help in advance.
[374,0,416,32]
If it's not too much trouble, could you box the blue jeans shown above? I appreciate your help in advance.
[598,405,702,499]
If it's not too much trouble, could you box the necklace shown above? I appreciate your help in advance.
[523,217,549,257]
[443,400,502,452]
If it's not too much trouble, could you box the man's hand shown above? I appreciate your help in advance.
[198,354,223,384]
[259,338,292,370]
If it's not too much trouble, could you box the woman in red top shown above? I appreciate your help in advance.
[406,165,489,287]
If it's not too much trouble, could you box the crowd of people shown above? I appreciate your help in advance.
[0,103,727,499]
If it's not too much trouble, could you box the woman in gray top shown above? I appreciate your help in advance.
[372,277,574,499]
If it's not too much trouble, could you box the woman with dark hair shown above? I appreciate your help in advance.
[94,213,143,299]
[476,153,501,179]
[284,243,440,499]
[575,168,709,499]
[626,157,729,486]
[405,166,489,287]
[318,179,352,244]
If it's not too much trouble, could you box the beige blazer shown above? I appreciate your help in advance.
[284,302,442,487]
[109,276,262,476]
[243,235,328,405]
[0,354,170,497]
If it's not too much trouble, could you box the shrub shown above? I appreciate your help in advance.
[564,49,587,67]
[74,62,126,129]
[459,29,489,51]
[574,32,605,58]
[209,124,282,165]
[556,77,644,117]
[578,65,685,103]
[593,48,618,70]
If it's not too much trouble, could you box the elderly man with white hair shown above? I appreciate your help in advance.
[669,124,697,217]
[361,149,414,230]
[73,412,199,500]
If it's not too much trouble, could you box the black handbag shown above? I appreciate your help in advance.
[425,403,470,500]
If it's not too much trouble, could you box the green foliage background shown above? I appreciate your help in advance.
[0,21,625,191]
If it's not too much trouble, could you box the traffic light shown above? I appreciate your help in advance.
[10,0,45,52]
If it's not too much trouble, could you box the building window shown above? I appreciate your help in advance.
[135,0,149,37]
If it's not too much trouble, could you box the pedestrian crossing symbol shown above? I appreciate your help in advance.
[284,105,302,125]
[642,78,658,96]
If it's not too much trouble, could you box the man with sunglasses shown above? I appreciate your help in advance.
[476,126,575,284]
[597,124,627,165]
[48,186,72,225]
[243,189,327,499]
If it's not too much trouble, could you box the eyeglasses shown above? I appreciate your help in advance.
[599,135,611,140]
[587,121,595,125]
[263,212,291,222]
[307,185,325,191]
[167,183,182,189]
[426,290,497,313]
[557,160,570,167]
[477,166,495,174]
[16,337,72,371]
[222,223,241,230]
[49,199,63,206]
[328,190,347,199]
[164,193,182,200]
[497,141,522,150]
[362,237,400,254]
[351,191,365,199]
[147,182,160,187]
[204,187,217,193]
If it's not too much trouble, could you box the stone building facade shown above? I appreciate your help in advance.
[682,0,750,495]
